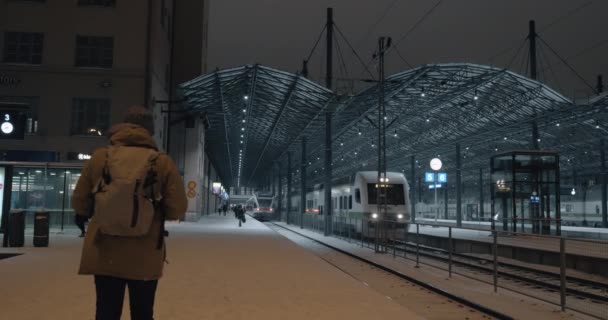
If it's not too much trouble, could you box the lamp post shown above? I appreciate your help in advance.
[430,158,442,221]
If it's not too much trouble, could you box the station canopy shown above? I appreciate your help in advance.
[180,63,607,188]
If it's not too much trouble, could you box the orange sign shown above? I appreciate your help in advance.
[187,181,197,198]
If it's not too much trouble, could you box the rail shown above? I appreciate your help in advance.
[283,211,608,320]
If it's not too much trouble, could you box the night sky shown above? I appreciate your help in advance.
[208,0,607,100]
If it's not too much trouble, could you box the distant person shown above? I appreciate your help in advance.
[72,106,187,320]
[74,214,88,237]
[236,205,246,227]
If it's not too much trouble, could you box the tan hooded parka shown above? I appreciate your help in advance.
[72,123,187,280]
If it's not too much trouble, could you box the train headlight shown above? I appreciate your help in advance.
[371,213,378,219]
[397,214,404,219]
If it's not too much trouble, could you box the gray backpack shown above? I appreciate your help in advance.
[92,146,161,237]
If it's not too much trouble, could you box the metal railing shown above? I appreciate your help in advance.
[281,212,608,320]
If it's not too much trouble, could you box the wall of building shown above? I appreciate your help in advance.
[0,0,174,161]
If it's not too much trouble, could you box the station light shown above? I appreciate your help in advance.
[241,128,245,131]
[244,95,249,100]
[383,116,387,120]
[426,119,430,123]
[537,138,541,142]
[372,213,378,219]
[340,142,344,146]
[473,95,479,101]
[393,130,398,137]
[242,119,246,123]
[556,123,560,127]
[420,92,426,97]
[503,137,507,140]
[397,214,404,219]
[242,109,246,113]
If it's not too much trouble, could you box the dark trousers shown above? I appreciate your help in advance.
[75,215,87,234]
[94,275,158,320]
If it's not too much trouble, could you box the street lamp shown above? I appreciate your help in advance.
[430,158,442,220]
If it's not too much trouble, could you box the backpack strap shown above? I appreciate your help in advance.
[149,153,168,251]
[102,147,112,185]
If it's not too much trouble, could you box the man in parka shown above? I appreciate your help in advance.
[72,106,187,320]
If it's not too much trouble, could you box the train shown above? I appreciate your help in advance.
[282,171,412,238]
[245,193,275,221]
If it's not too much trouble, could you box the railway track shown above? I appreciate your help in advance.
[390,239,608,306]
[271,223,514,320]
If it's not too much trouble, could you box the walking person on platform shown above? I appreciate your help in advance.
[72,106,187,320]
[235,204,246,227]
[74,214,89,237]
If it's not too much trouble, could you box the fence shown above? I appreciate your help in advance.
[282,211,608,319]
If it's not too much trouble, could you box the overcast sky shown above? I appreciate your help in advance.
[208,0,608,100]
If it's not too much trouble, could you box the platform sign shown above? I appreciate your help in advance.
[425,172,435,183]
[438,173,447,183]
[429,184,442,189]
[0,167,4,227]
[0,109,26,140]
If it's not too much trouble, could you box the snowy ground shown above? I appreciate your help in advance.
[0,215,424,320]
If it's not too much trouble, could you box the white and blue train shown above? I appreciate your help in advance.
[281,171,411,237]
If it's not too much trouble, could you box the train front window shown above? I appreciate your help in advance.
[258,199,272,207]
[367,183,405,205]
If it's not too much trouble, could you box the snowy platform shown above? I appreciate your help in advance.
[0,215,422,320]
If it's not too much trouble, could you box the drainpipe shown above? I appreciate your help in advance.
[144,0,153,108]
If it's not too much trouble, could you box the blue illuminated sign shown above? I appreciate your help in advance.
[438,173,447,183]
[429,184,443,189]
[425,172,435,183]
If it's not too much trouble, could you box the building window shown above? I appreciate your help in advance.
[0,96,40,134]
[71,98,110,135]
[3,32,44,64]
[75,36,113,68]
[77,0,115,6]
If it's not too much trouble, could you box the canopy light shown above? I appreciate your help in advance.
[430,158,442,171]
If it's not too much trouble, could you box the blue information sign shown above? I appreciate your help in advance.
[438,173,447,183]
[425,172,435,183]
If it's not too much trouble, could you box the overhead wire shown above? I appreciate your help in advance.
[305,25,327,63]
[354,0,401,50]
[537,36,598,94]
[539,42,565,94]
[358,0,445,76]
[488,1,594,64]
[335,24,376,80]
[393,45,414,69]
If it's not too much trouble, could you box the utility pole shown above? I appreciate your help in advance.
[529,20,540,150]
[375,36,391,252]
[324,7,334,236]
